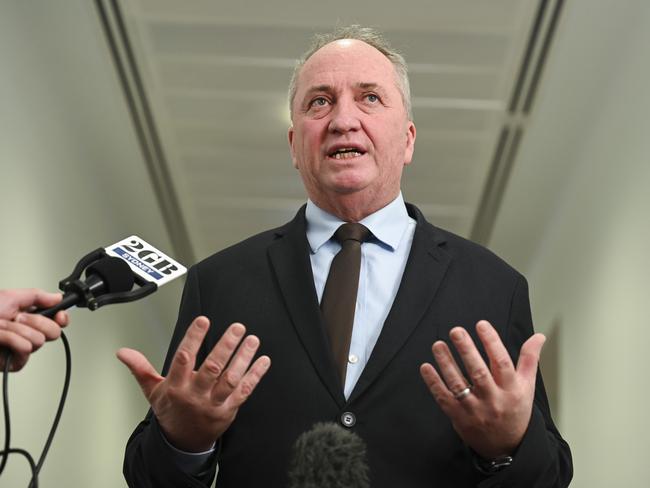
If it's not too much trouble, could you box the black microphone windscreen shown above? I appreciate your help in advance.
[288,422,370,488]
[85,256,134,293]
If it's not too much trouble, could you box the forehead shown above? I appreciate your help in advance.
[296,39,398,93]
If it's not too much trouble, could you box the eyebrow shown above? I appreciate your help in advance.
[357,82,380,91]
[302,82,385,99]
[303,84,334,99]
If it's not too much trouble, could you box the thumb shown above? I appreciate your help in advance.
[516,333,546,381]
[116,347,163,400]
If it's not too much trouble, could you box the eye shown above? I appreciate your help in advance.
[364,93,380,103]
[309,97,329,108]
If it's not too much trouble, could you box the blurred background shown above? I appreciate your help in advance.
[1,0,648,486]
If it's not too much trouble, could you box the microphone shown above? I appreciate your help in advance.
[38,257,134,317]
[287,422,370,488]
[37,235,186,317]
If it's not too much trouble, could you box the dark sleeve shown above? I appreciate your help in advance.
[122,265,220,488]
[479,276,573,488]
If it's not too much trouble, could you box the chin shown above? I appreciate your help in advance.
[327,172,375,194]
[329,182,371,196]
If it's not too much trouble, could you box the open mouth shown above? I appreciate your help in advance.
[328,147,366,160]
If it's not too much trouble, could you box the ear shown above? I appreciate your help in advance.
[403,121,416,166]
[288,126,299,169]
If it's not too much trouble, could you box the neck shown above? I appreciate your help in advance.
[311,189,400,222]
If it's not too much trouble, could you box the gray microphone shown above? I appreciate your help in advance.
[287,422,370,488]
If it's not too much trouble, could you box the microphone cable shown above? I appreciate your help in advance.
[0,330,72,488]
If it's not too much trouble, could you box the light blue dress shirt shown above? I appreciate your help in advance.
[306,193,416,399]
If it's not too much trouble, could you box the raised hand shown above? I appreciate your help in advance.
[420,320,545,459]
[117,316,271,452]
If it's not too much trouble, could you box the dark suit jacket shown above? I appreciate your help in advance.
[123,204,572,487]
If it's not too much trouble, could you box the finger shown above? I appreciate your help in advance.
[476,320,516,388]
[448,327,496,396]
[222,355,271,410]
[116,348,164,399]
[420,363,457,414]
[166,316,212,387]
[193,322,246,393]
[0,329,33,357]
[15,312,62,341]
[516,333,546,382]
[431,340,472,397]
[210,334,260,404]
[13,289,63,310]
[0,336,29,372]
[54,310,69,328]
[0,319,46,350]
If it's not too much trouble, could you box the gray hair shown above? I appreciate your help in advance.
[288,25,413,121]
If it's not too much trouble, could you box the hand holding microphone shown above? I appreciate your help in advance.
[0,289,69,372]
[0,235,177,371]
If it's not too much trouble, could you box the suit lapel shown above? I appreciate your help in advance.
[268,207,346,407]
[349,204,451,403]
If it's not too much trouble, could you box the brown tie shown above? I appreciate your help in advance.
[321,223,371,386]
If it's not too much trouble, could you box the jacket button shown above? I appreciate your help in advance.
[340,411,356,428]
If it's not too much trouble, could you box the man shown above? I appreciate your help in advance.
[120,26,572,487]
[0,288,69,371]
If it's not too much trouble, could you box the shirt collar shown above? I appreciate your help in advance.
[305,193,411,253]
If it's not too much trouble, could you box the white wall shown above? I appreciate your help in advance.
[3,0,649,486]
[0,1,184,486]
[491,1,650,486]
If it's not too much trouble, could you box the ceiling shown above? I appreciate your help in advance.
[97,0,558,264]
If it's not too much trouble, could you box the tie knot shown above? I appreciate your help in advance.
[334,223,371,244]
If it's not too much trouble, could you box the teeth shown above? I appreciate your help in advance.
[332,149,362,160]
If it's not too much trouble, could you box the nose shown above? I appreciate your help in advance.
[328,97,361,133]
